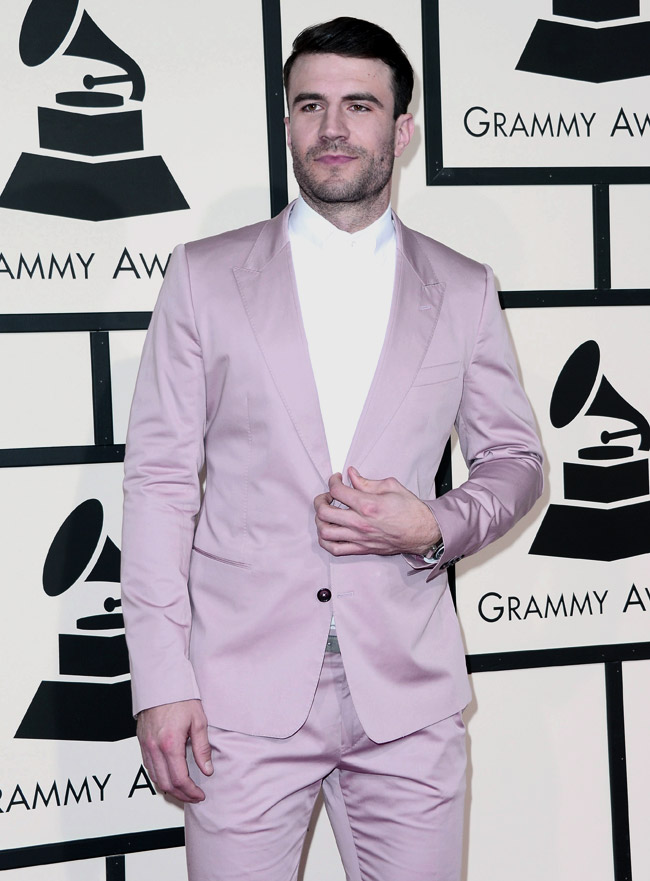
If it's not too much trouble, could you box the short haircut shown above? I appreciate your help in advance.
[283,17,414,119]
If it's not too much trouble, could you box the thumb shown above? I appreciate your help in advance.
[190,717,213,777]
[347,466,369,490]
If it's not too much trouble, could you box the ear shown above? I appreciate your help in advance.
[394,113,414,157]
[284,116,292,150]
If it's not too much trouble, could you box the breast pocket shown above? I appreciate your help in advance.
[412,361,461,387]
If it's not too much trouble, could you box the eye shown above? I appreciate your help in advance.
[349,104,370,112]
[300,103,322,113]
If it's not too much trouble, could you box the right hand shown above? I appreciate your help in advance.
[136,698,213,803]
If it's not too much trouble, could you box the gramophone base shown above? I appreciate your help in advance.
[564,458,649,503]
[553,1,640,22]
[0,152,189,221]
[15,679,136,741]
[59,633,130,677]
[38,106,144,156]
[516,19,650,82]
[529,500,650,561]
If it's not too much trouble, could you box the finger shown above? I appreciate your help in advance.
[315,502,360,528]
[318,537,382,556]
[348,466,391,494]
[189,717,213,778]
[313,490,333,512]
[347,466,366,489]
[328,473,364,510]
[317,521,368,544]
[163,747,206,803]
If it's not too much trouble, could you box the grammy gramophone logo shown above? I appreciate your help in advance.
[0,0,188,221]
[517,1,650,83]
[530,340,650,562]
[16,499,136,742]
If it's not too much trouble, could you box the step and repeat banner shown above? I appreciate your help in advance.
[0,1,269,879]
[1,2,649,880]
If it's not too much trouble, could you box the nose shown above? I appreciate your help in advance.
[319,105,349,142]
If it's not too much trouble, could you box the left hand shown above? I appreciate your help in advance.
[314,466,441,557]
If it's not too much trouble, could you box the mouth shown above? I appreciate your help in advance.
[315,155,356,166]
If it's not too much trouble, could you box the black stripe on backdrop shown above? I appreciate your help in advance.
[593,185,612,290]
[427,166,650,186]
[434,438,456,607]
[0,313,151,333]
[421,0,444,184]
[500,289,650,308]
[262,0,288,215]
[105,855,126,881]
[90,331,114,446]
[606,662,633,881]
[0,444,125,468]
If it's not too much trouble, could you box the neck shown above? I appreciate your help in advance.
[299,187,392,233]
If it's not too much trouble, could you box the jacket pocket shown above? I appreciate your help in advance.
[412,361,461,387]
[192,546,251,570]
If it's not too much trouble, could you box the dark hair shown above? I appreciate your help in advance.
[283,17,414,119]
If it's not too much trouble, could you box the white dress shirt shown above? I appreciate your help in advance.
[288,196,396,474]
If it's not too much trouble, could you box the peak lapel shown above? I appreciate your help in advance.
[344,219,446,473]
[233,207,331,485]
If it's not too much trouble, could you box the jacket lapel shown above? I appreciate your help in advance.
[233,204,332,484]
[343,216,446,474]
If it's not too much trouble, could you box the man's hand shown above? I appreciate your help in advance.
[136,699,212,803]
[314,466,441,557]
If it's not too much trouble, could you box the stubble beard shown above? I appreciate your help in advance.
[291,137,396,208]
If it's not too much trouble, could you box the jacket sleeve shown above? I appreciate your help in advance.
[411,264,543,580]
[121,243,205,714]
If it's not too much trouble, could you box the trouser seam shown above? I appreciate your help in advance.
[336,772,366,881]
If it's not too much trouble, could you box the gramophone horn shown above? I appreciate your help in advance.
[550,339,650,451]
[19,0,145,100]
[550,339,600,428]
[42,499,121,597]
[19,0,79,66]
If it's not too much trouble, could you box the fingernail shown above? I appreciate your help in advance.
[206,760,213,774]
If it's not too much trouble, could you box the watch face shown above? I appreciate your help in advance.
[422,540,444,563]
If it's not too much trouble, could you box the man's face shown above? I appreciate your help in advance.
[284,53,413,207]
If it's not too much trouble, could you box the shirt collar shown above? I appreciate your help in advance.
[289,196,394,256]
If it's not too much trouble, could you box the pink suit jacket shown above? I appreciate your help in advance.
[121,203,543,743]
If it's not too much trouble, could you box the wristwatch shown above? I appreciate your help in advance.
[421,537,445,564]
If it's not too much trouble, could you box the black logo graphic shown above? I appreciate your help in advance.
[16,499,136,742]
[517,1,650,83]
[0,0,188,221]
[530,340,650,561]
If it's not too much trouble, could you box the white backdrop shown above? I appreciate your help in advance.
[1,1,649,879]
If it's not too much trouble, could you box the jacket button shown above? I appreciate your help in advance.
[317,588,332,603]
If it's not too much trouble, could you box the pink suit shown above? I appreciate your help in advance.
[121,203,543,878]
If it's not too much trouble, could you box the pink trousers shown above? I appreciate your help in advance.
[185,652,466,881]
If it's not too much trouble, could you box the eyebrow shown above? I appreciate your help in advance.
[291,91,384,109]
[344,92,384,108]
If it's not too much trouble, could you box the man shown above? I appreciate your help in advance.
[122,16,543,881]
